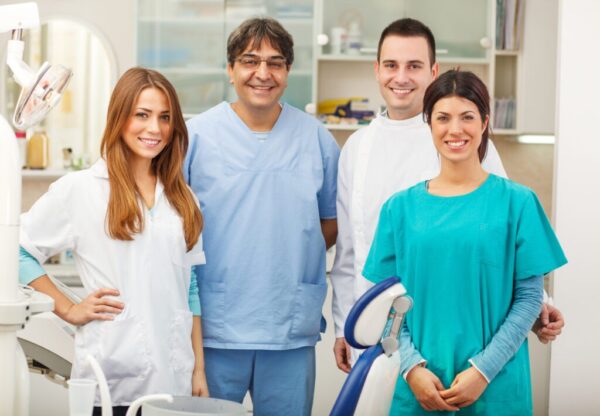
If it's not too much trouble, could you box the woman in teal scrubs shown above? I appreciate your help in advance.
[363,70,567,415]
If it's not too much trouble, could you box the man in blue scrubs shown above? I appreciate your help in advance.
[183,18,339,415]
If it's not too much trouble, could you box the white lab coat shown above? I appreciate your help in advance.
[20,159,205,405]
[330,113,507,337]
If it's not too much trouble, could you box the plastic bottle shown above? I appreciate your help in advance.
[347,22,362,55]
[330,27,347,55]
[27,127,49,169]
[15,130,27,168]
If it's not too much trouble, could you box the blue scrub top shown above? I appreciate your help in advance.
[184,102,339,350]
[363,174,567,415]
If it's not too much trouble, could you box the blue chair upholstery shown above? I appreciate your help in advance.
[330,344,383,416]
[330,276,409,416]
[344,276,401,349]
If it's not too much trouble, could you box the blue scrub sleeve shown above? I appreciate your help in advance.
[362,201,398,283]
[469,275,543,382]
[19,246,47,285]
[316,125,340,219]
[182,124,197,185]
[399,320,426,378]
[188,267,201,316]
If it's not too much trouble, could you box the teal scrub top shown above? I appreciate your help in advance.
[363,174,567,415]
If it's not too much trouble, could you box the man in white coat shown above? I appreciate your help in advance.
[330,18,565,372]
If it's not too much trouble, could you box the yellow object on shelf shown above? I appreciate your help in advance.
[27,128,49,169]
[317,97,366,115]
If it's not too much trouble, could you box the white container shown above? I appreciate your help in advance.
[347,22,362,55]
[67,379,97,416]
[330,27,347,55]
[15,131,26,168]
[142,396,246,416]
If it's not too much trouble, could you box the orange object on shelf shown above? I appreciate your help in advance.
[27,128,49,169]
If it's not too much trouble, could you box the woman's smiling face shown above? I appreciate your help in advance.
[430,95,489,165]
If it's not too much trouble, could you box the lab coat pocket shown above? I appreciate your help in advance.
[289,282,327,339]
[100,315,151,380]
[73,321,102,377]
[169,309,195,374]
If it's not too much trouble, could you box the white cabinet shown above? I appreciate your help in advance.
[514,0,558,135]
[134,0,556,133]
[311,0,556,138]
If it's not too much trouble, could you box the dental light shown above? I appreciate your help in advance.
[0,3,72,415]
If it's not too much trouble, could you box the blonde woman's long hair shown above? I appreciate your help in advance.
[100,67,202,250]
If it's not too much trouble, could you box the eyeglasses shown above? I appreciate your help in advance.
[236,55,288,71]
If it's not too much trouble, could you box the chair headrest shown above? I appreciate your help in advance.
[344,277,406,349]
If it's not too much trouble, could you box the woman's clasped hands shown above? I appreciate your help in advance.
[407,365,488,411]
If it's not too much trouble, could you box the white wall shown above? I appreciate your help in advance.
[518,0,558,134]
[0,0,136,76]
[549,1,600,414]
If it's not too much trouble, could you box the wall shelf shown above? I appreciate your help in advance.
[495,49,519,56]
[494,128,519,136]
[138,17,221,24]
[45,263,81,287]
[323,123,363,131]
[317,54,376,62]
[437,56,489,64]
[155,67,224,75]
[21,169,70,179]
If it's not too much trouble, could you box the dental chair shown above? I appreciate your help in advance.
[330,277,412,416]
[17,276,78,385]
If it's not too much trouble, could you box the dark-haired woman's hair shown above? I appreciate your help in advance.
[422,69,491,162]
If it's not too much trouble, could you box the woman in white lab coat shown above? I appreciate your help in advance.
[19,67,209,415]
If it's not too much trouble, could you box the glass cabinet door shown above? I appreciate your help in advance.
[318,0,489,60]
[137,0,227,117]
[405,0,490,60]
[137,0,313,115]
[320,0,404,56]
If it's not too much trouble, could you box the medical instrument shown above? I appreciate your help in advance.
[67,379,97,416]
[129,396,247,416]
[0,2,72,414]
[330,277,413,416]
[81,353,245,416]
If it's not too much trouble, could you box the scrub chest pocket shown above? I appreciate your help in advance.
[478,221,510,268]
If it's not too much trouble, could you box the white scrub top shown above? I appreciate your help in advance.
[20,159,205,405]
[329,112,507,336]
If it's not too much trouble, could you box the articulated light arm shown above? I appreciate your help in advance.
[0,3,71,415]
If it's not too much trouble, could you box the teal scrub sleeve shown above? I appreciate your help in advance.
[362,201,398,283]
[515,193,567,280]
[188,267,201,316]
[470,275,543,382]
[19,246,47,285]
